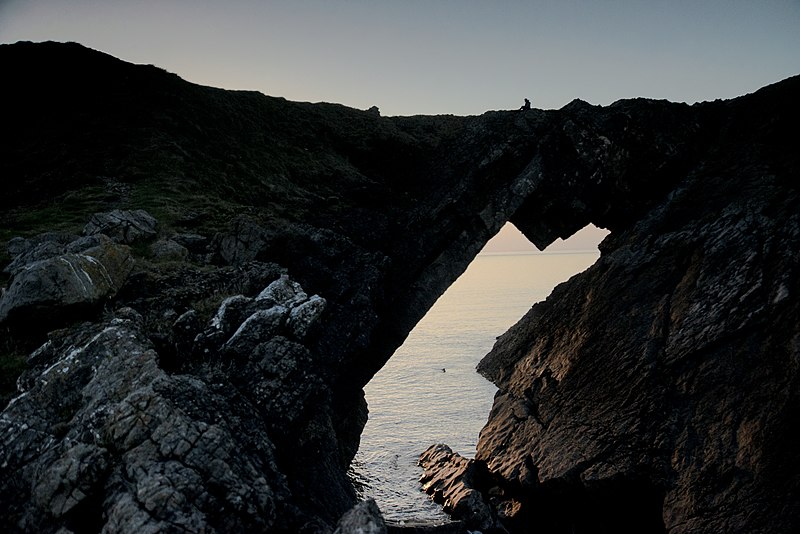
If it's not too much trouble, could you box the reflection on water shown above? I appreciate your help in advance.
[353,251,600,522]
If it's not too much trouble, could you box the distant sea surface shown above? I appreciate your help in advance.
[352,251,600,523]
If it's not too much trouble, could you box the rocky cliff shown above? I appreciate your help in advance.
[1,41,797,532]
[472,98,800,533]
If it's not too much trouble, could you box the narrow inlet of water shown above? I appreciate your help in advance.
[352,223,608,523]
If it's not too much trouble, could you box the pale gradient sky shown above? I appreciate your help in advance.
[2,1,797,252]
[1,1,799,116]
[481,223,610,254]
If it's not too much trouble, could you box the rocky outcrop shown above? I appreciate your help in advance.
[418,444,500,532]
[84,209,158,244]
[1,272,333,532]
[466,83,800,533]
[472,167,800,532]
[1,41,798,532]
[0,234,133,327]
[1,308,292,532]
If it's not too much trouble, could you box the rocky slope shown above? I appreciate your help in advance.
[1,41,798,532]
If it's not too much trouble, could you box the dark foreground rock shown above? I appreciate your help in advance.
[2,310,290,532]
[1,269,332,532]
[1,41,798,532]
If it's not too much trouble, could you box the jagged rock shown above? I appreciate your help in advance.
[474,117,800,532]
[201,297,349,526]
[3,240,65,275]
[0,309,294,532]
[334,498,387,534]
[0,237,133,326]
[418,444,499,533]
[210,294,254,333]
[199,276,325,354]
[214,217,271,265]
[3,233,78,275]
[222,306,289,354]
[257,274,309,307]
[288,294,326,338]
[83,209,157,244]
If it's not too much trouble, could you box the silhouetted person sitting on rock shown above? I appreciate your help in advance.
[519,98,531,111]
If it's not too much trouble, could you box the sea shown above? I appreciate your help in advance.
[351,250,601,523]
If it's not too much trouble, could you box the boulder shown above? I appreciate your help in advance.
[287,294,326,338]
[221,306,289,355]
[256,274,308,307]
[83,209,157,244]
[201,276,326,354]
[64,234,113,253]
[418,444,499,533]
[0,238,134,325]
[3,233,78,275]
[210,294,254,333]
[214,217,270,265]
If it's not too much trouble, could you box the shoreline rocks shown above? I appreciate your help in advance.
[418,444,501,533]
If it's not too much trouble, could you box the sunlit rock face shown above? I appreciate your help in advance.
[475,83,800,532]
[1,41,798,532]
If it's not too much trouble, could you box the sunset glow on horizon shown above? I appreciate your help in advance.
[481,222,609,255]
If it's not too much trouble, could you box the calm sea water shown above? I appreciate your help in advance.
[352,251,600,523]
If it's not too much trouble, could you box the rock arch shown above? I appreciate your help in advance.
[1,42,798,533]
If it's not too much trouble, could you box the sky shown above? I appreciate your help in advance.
[2,1,798,117]
[481,223,609,254]
[2,0,798,252]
